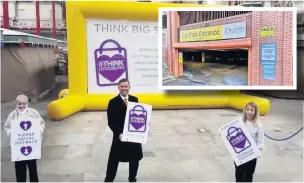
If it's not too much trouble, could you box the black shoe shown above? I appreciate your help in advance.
[104,177,114,182]
[128,178,137,182]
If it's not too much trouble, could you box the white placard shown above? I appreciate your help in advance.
[86,19,161,94]
[122,102,152,144]
[222,21,247,39]
[10,116,42,162]
[219,119,261,166]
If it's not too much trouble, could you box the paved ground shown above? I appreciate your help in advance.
[162,60,205,86]
[1,83,303,182]
[162,60,248,86]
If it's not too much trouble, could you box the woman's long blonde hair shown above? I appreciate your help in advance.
[242,102,261,125]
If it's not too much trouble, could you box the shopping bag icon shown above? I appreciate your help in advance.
[20,146,32,156]
[226,127,251,154]
[128,105,147,132]
[94,39,128,87]
[20,121,32,131]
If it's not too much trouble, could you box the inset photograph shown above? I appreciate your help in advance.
[159,8,297,90]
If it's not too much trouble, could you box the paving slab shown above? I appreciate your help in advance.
[41,145,68,160]
[37,158,105,175]
[1,131,10,148]
[39,173,85,182]
[42,133,99,146]
[64,145,92,159]
[1,147,11,161]
[173,123,205,136]
[84,172,105,182]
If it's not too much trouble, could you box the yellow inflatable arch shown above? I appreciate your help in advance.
[47,1,270,120]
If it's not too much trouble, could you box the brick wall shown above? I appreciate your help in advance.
[167,12,173,73]
[171,11,179,77]
[162,29,167,61]
[166,11,181,77]
[251,11,293,86]
[251,12,261,85]
[282,11,293,86]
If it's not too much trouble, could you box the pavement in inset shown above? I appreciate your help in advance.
[1,91,303,182]
[162,60,248,86]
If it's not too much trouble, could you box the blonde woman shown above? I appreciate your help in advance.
[234,102,265,182]
[4,94,45,182]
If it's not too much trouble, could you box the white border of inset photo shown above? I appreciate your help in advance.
[158,7,297,90]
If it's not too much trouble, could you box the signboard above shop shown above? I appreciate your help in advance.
[179,21,247,42]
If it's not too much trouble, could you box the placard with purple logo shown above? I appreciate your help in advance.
[10,116,41,162]
[219,119,261,166]
[122,102,152,144]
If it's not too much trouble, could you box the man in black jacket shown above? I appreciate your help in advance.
[104,78,143,182]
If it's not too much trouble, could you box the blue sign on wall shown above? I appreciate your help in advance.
[260,43,277,80]
[262,64,276,80]
[260,43,277,64]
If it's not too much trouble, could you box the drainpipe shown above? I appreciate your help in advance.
[61,2,66,20]
[52,1,56,38]
[2,1,9,29]
[35,1,40,35]
[14,1,18,19]
[61,1,66,32]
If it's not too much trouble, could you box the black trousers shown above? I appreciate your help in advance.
[104,156,139,182]
[15,159,39,182]
[234,158,257,182]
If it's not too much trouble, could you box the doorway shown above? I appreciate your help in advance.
[181,49,249,86]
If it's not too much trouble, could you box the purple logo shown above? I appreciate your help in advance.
[20,146,32,156]
[226,127,251,154]
[94,39,128,87]
[128,105,147,132]
[20,121,32,131]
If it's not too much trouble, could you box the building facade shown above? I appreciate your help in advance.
[1,1,66,40]
[164,11,293,86]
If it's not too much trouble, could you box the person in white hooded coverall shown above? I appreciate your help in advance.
[4,94,45,182]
